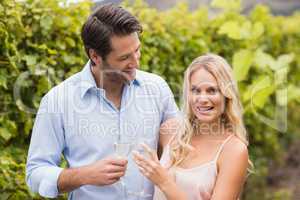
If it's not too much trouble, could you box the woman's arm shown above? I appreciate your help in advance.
[211,137,249,200]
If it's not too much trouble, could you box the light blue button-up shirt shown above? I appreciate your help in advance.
[26,61,178,200]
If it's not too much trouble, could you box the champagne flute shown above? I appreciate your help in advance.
[114,142,132,158]
[129,139,154,199]
[113,141,133,199]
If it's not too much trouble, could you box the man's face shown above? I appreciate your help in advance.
[101,32,141,83]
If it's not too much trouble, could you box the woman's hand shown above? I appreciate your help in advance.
[133,143,188,200]
[199,190,211,200]
[132,143,173,189]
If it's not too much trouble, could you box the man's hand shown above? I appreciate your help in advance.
[58,157,128,193]
[84,157,128,186]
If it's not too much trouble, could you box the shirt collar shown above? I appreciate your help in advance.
[79,60,97,99]
[79,60,143,99]
[129,75,143,87]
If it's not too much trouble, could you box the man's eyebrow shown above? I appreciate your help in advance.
[118,44,141,58]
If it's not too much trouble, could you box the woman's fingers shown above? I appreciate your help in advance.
[141,143,158,161]
[132,151,144,162]
[132,151,150,168]
[133,151,170,186]
[133,151,160,177]
[133,151,159,169]
[132,150,151,163]
[138,167,150,178]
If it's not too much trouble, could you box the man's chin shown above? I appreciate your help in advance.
[124,71,136,82]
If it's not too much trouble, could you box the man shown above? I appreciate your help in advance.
[26,4,178,200]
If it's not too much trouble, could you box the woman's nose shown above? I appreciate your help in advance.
[195,94,209,104]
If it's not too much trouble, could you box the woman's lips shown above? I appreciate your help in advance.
[196,106,214,114]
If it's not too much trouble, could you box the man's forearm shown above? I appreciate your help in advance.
[57,166,89,193]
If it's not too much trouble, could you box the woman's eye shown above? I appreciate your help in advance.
[208,88,217,94]
[191,88,200,94]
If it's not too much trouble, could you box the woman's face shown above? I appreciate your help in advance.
[189,67,225,124]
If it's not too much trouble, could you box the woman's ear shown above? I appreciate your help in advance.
[89,49,102,66]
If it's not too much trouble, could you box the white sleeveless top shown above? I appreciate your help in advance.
[153,135,234,200]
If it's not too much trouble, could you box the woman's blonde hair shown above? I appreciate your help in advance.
[169,53,250,168]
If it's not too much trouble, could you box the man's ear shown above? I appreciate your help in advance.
[89,49,102,66]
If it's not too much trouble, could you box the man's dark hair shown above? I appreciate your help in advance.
[81,4,142,64]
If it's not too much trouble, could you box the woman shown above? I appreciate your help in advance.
[133,54,250,200]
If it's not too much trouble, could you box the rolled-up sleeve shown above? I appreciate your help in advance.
[26,92,65,198]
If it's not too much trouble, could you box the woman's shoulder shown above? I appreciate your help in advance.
[225,135,248,156]
[159,118,181,147]
[219,135,249,166]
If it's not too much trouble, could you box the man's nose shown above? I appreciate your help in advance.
[129,52,140,68]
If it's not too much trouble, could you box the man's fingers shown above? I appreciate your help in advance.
[109,158,128,166]
[107,165,127,173]
[108,171,125,180]
[106,178,120,185]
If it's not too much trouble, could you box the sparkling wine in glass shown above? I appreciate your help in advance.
[113,141,133,199]
[129,140,154,199]
[114,142,132,158]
